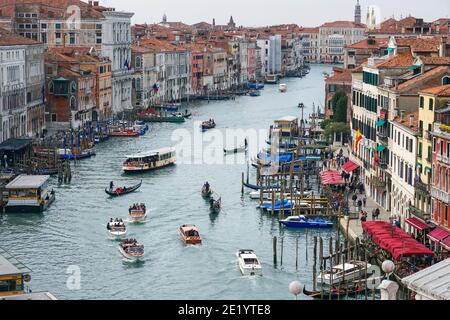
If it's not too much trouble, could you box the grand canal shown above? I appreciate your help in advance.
[0,65,336,300]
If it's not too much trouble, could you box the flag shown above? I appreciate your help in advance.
[124,59,129,70]
[355,129,362,153]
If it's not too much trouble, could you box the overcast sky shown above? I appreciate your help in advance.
[99,0,450,27]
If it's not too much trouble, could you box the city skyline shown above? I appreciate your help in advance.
[100,0,450,27]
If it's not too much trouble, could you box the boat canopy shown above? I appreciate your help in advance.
[275,116,298,123]
[6,175,50,190]
[126,147,175,159]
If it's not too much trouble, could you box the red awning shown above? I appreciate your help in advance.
[341,160,360,173]
[319,170,345,185]
[442,236,450,250]
[405,217,430,231]
[428,227,450,243]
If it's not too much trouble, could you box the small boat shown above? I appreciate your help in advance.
[318,261,372,286]
[105,180,142,197]
[179,224,202,245]
[201,182,212,198]
[298,102,305,108]
[94,134,109,143]
[123,148,176,173]
[128,203,147,223]
[236,249,262,276]
[279,83,287,92]
[58,148,96,160]
[119,239,144,261]
[106,219,127,240]
[164,103,181,112]
[302,286,365,300]
[148,114,185,123]
[279,215,333,229]
[209,197,221,213]
[224,140,248,154]
[201,120,216,131]
[265,74,278,84]
[109,128,140,137]
[172,111,191,118]
[260,199,294,213]
[249,190,313,200]
[249,90,261,97]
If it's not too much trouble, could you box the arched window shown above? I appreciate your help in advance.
[71,81,76,94]
[70,96,77,111]
[136,78,141,91]
[48,81,54,93]
[446,169,449,193]
[135,56,142,68]
[443,76,450,85]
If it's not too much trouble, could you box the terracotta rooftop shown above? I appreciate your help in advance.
[376,51,414,69]
[46,47,104,63]
[396,66,450,92]
[420,84,450,96]
[325,68,352,83]
[418,56,450,66]
[131,45,155,54]
[299,27,320,33]
[395,37,441,53]
[346,37,389,50]
[392,111,419,131]
[0,27,40,45]
[320,21,366,28]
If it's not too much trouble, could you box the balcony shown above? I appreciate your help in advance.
[371,176,387,189]
[112,68,135,78]
[379,159,388,170]
[414,179,430,195]
[431,186,450,204]
[377,132,388,143]
[409,205,430,221]
[434,122,450,140]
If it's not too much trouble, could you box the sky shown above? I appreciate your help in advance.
[99,0,450,27]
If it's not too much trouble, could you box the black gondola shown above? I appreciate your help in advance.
[302,286,365,300]
[209,197,221,213]
[105,180,142,197]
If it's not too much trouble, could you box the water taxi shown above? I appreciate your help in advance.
[279,83,287,92]
[119,239,144,261]
[236,249,262,276]
[147,113,185,123]
[128,203,147,222]
[106,218,127,240]
[318,261,372,286]
[249,90,261,97]
[4,175,55,213]
[122,148,176,173]
[179,224,202,245]
[279,215,333,229]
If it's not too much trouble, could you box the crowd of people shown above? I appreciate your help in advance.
[107,218,125,230]
[129,203,146,214]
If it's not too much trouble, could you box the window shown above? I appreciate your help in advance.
[329,84,336,92]
[434,138,437,152]
[443,76,450,85]
[41,23,47,29]
[69,33,75,44]
[55,32,61,39]
[55,23,61,29]
[429,98,434,111]
[418,142,423,157]
[420,96,424,108]
[51,114,57,122]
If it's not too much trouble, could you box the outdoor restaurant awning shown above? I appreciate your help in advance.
[319,170,345,185]
[428,227,450,243]
[405,217,430,232]
[376,145,386,152]
[341,160,360,173]
[376,120,386,127]
[362,221,434,260]
[442,237,450,250]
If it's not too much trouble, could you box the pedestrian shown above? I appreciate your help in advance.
[357,199,362,212]
[363,196,367,207]
[375,208,380,220]
[371,209,376,220]
[352,194,357,206]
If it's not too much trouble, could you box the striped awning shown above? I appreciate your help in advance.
[428,227,450,243]
[405,217,430,232]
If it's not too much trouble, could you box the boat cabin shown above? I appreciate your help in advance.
[0,249,31,297]
[274,116,299,137]
[4,175,54,213]
[123,147,176,172]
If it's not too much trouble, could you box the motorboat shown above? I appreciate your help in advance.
[279,83,287,93]
[128,203,147,223]
[236,249,262,276]
[248,190,313,200]
[58,148,96,160]
[123,148,176,173]
[179,224,202,245]
[119,239,144,261]
[249,90,261,97]
[109,128,140,137]
[318,261,372,286]
[201,120,216,131]
[107,219,127,239]
[259,199,294,213]
[279,215,333,229]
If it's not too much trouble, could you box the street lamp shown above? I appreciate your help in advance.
[382,260,395,280]
[288,281,304,300]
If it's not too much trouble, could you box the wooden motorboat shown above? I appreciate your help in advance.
[148,114,185,123]
[105,181,142,197]
[209,197,221,213]
[109,128,140,137]
[107,219,127,240]
[201,120,216,131]
[179,224,202,245]
[318,261,372,286]
[128,203,147,223]
[119,239,144,261]
[236,249,262,276]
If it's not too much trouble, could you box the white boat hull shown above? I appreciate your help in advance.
[129,214,147,223]
[107,230,127,240]
[118,246,144,262]
[236,251,262,276]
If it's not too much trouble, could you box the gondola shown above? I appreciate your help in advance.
[105,180,142,197]
[302,286,365,300]
[201,183,213,198]
[210,197,221,213]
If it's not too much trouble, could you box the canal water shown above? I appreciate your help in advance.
[0,65,338,300]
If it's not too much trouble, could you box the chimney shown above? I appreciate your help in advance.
[94,1,99,6]
[409,114,414,127]
[440,36,448,57]
[400,110,405,122]
[395,107,400,117]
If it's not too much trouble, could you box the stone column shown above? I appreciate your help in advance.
[378,280,399,300]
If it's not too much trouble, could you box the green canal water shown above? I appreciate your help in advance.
[0,65,341,300]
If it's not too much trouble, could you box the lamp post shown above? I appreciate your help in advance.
[289,281,304,300]
[381,259,395,280]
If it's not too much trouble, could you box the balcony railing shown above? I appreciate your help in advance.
[379,160,388,169]
[434,122,450,140]
[371,176,387,189]
[377,132,388,143]
[409,205,430,221]
[431,186,450,204]
[415,179,429,194]
[112,68,135,77]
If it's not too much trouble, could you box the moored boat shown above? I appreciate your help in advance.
[259,199,294,213]
[179,224,202,245]
[318,261,372,286]
[58,148,96,160]
[128,203,147,222]
[302,286,365,300]
[107,218,127,239]
[147,114,185,123]
[119,239,144,261]
[122,148,176,173]
[279,215,333,229]
[105,180,142,197]
[109,128,140,137]
[249,90,261,97]
[236,249,262,276]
